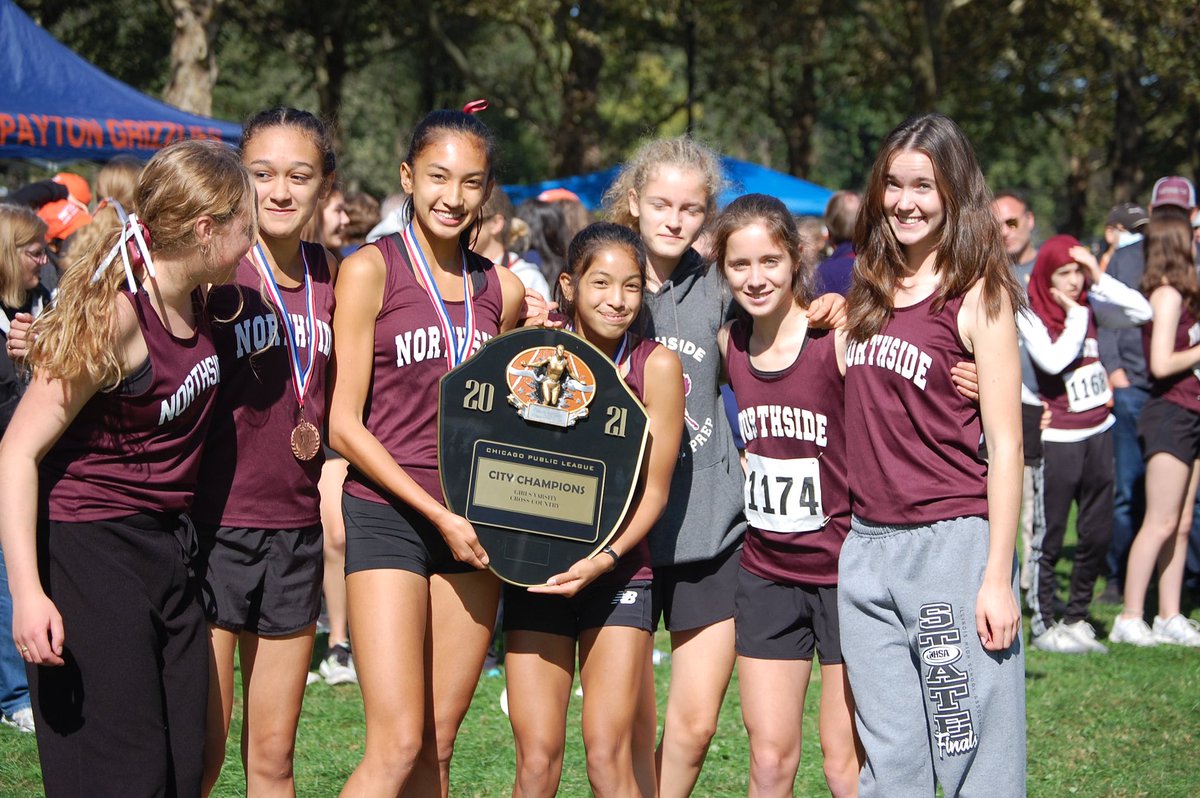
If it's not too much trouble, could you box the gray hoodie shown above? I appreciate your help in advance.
[642,248,746,566]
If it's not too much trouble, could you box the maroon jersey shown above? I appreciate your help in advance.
[597,335,661,585]
[343,235,503,506]
[1144,304,1200,415]
[192,243,335,527]
[1033,311,1111,431]
[725,321,848,587]
[42,289,221,521]
[844,292,988,524]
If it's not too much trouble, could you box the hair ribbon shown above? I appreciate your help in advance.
[90,200,156,293]
[462,99,489,114]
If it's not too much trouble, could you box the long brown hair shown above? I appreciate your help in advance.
[846,113,1024,342]
[711,193,815,308]
[1140,206,1200,316]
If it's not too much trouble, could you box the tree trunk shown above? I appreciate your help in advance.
[552,3,604,176]
[161,0,224,116]
[312,7,348,150]
[787,18,824,178]
[1065,152,1089,239]
[910,0,943,110]
[1109,67,1143,203]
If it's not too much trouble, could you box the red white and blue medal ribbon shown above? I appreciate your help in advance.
[563,322,630,371]
[250,243,318,412]
[402,221,475,369]
[613,332,630,371]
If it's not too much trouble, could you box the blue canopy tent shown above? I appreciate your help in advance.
[506,157,833,216]
[0,0,241,161]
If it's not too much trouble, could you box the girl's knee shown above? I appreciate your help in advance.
[247,726,298,780]
[821,751,861,798]
[365,723,424,774]
[672,710,718,749]
[515,745,564,795]
[749,740,801,787]
[583,738,633,787]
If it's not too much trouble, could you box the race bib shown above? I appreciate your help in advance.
[743,453,827,533]
[1063,361,1111,413]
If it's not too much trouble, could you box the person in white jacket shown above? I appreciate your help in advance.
[1020,234,1152,653]
[474,187,552,302]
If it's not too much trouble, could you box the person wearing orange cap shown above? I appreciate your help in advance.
[38,173,92,238]
[8,173,93,287]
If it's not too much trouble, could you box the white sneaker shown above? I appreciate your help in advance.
[319,643,358,685]
[1109,615,1158,647]
[1152,614,1200,647]
[1,706,35,733]
[1031,623,1090,654]
[1062,620,1109,653]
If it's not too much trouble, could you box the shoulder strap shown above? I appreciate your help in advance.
[391,232,488,297]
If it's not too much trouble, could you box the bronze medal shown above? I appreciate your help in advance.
[290,418,321,461]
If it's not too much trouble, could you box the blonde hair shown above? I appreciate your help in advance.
[95,155,143,210]
[602,136,725,231]
[62,204,121,281]
[29,140,252,385]
[0,204,47,309]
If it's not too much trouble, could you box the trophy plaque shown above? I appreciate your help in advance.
[439,327,649,586]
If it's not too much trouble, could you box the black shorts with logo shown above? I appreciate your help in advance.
[503,578,653,637]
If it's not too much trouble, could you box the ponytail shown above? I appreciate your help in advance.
[28,210,129,385]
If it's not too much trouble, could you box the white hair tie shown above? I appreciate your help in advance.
[90,201,156,292]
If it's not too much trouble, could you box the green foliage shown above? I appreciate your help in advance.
[15,0,174,94]
[11,0,1200,236]
[3,598,1199,795]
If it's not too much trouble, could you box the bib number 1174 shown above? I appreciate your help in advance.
[743,453,826,533]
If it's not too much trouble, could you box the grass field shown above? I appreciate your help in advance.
[2,551,1198,796]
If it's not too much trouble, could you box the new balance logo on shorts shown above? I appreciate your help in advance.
[612,590,639,606]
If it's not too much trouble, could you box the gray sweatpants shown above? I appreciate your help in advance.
[838,516,1026,797]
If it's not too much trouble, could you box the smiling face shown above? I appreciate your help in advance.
[400,132,491,246]
[722,221,796,320]
[884,150,944,262]
[243,126,328,243]
[1049,260,1085,300]
[628,165,709,272]
[559,245,644,347]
